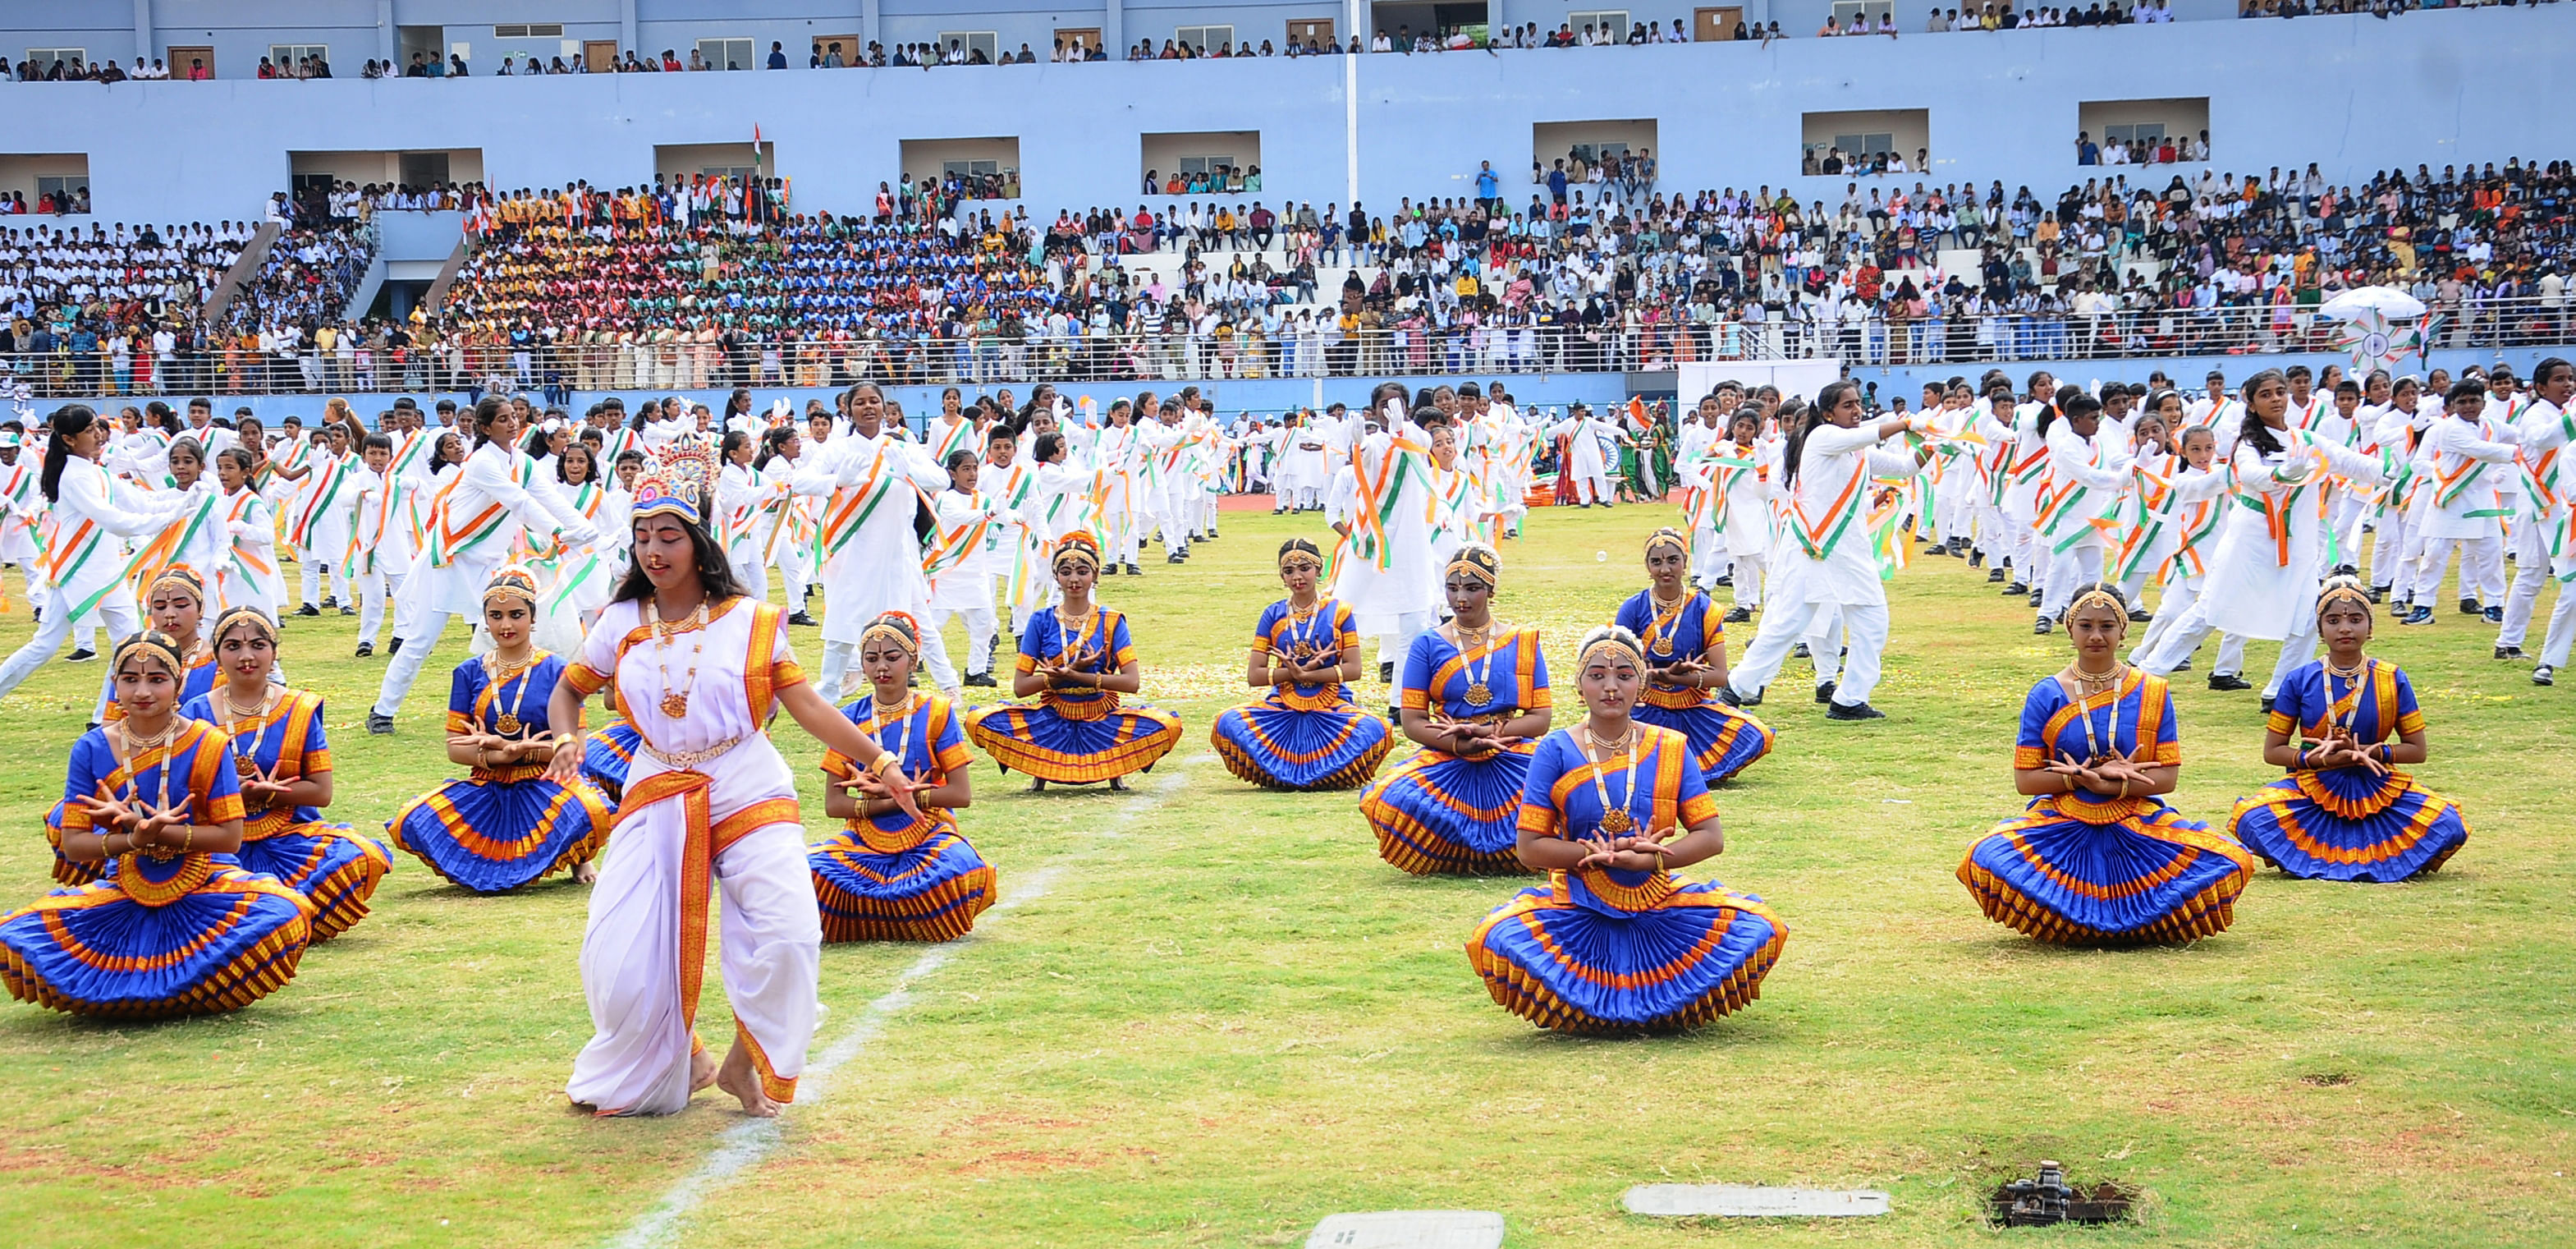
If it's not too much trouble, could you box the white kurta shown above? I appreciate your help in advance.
[791,428,947,646]
[1330,420,1443,633]
[2417,416,2519,542]
[566,596,820,1117]
[1762,422,1919,609]
[2201,430,2391,641]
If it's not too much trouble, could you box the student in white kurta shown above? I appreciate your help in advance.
[369,397,601,732]
[0,406,199,711]
[1709,411,1778,620]
[2134,369,2394,704]
[2125,422,2245,677]
[346,433,413,657]
[2498,358,2575,680]
[927,452,1015,691]
[1673,394,1732,588]
[550,461,917,1119]
[1719,382,1930,720]
[2400,380,2520,626]
[790,384,957,700]
[1329,396,1444,686]
[1545,403,1625,507]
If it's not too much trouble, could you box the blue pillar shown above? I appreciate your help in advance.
[864,0,882,53]
[133,0,152,62]
[1105,0,1122,56]
[374,0,394,65]
[621,0,639,55]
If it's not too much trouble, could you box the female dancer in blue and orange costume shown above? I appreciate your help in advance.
[179,606,392,939]
[1467,625,1787,1033]
[808,611,999,941]
[387,566,615,892]
[1613,527,1774,786]
[2226,576,2468,881]
[1359,544,1554,875]
[1959,583,2257,944]
[966,530,1183,792]
[96,566,222,725]
[1211,537,1396,790]
[1,631,313,1017]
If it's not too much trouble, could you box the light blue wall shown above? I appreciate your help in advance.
[6,10,2569,227]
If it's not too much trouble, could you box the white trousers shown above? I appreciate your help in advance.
[2038,538,2106,620]
[1378,608,1442,673]
[300,558,351,607]
[928,602,998,676]
[1566,468,1612,505]
[0,591,135,719]
[2369,505,2413,590]
[374,608,462,717]
[2410,535,2499,606]
[729,547,771,604]
[1730,552,1767,609]
[2500,518,2564,648]
[355,569,403,646]
[819,631,958,701]
[2135,596,2312,696]
[1731,596,1889,709]
[566,818,820,1117]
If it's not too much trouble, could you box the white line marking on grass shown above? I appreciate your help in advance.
[606,758,1203,1249]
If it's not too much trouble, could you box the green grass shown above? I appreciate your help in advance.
[1,507,2570,1248]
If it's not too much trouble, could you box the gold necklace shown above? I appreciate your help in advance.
[1579,723,1642,835]
[1455,618,1497,707]
[1645,586,1691,656]
[2067,661,2125,692]
[655,598,709,718]
[486,650,540,737]
[2323,654,2368,682]
[222,686,275,783]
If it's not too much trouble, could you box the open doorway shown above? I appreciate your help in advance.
[811,34,861,67]
[166,44,213,78]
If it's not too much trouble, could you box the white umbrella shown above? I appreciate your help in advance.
[2319,286,2427,321]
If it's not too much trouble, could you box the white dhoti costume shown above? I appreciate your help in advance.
[566,597,821,1116]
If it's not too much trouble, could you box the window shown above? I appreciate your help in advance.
[1831,131,1895,156]
[25,48,85,72]
[2104,122,2165,145]
[1567,11,1629,36]
[935,30,999,62]
[1831,0,1895,25]
[1176,25,1236,53]
[269,44,329,67]
[35,176,85,202]
[942,159,1001,178]
[695,37,754,70]
[1178,155,1236,177]
[493,24,566,39]
[1567,141,1632,165]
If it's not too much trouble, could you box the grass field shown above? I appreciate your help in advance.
[1,504,2569,1249]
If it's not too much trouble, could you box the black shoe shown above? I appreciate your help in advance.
[2485,605,2504,624]
[1969,550,1986,568]
[1167,553,1186,563]
[1272,507,1286,515]
[2496,645,2526,660]
[2033,617,2052,634]
[1986,566,2005,582]
[2128,608,2153,622]
[2028,590,2044,608]
[2367,585,2387,604]
[2004,582,2028,596]
[2332,564,2359,577]
[2207,673,2252,692]
[295,604,321,617]
[2459,597,2481,616]
[355,641,374,658]
[1824,700,1886,721]
[2172,659,2192,672]
[1125,563,1143,576]
[964,672,997,687]
[339,605,355,616]
[64,648,95,663]
[1791,642,1811,659]
[1101,563,1121,576]
[1713,573,1734,587]
[1736,686,1762,707]
[1379,660,1395,683]
[366,711,395,735]
[388,637,402,655]
[1722,606,1752,623]
[2259,696,2275,715]
[1814,680,1836,704]
[787,611,818,627]
[1714,685,1743,708]
[321,595,339,609]
[2535,664,2556,686]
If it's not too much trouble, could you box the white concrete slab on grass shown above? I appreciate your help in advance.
[1304,1210,1506,1248]
[1623,1183,1892,1218]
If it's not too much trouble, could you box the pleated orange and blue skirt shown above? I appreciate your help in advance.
[809,815,999,942]
[2227,766,2468,883]
[43,801,103,887]
[1633,694,1775,786]
[0,853,314,1017]
[583,719,642,802]
[1211,690,1393,791]
[1360,742,1539,875]
[387,767,614,893]
[966,698,1183,784]
[236,817,393,940]
[1468,867,1788,1033]
[1960,795,2257,945]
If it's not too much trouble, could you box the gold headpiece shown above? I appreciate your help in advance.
[1577,625,1645,669]
[1053,530,1102,572]
[482,563,542,609]
[211,604,277,645]
[860,610,922,657]
[2317,576,2373,619]
[1643,526,1691,558]
[2065,585,2128,622]
[112,629,187,677]
[1446,543,1500,587]
[1277,537,1324,572]
[148,563,205,604]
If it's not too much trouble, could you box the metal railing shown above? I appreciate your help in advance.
[10,296,2569,398]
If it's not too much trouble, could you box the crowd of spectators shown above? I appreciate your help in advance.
[0,222,247,394]
[221,225,372,331]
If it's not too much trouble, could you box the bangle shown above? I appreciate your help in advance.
[2377,743,2391,764]
[2117,778,2131,801]
[183,826,195,853]
[2295,744,2311,769]
[868,751,903,778]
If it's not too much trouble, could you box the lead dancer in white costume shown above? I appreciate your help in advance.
[552,437,917,1118]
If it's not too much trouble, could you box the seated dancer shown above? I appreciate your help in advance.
[2,631,313,1017]
[1211,537,1395,790]
[808,611,998,941]
[965,530,1183,791]
[387,566,614,892]
[1359,544,1553,875]
[1613,527,1774,786]
[549,439,921,1118]
[580,692,642,804]
[2228,576,2468,881]
[95,566,221,727]
[1959,583,2256,945]
[181,606,392,939]
[1466,625,1788,1034]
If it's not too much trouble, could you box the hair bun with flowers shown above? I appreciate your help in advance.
[633,434,719,525]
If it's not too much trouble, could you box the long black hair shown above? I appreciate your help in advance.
[754,425,798,472]
[611,500,745,606]
[1782,383,1852,489]
[2237,368,2289,458]
[40,403,99,502]
[469,395,510,449]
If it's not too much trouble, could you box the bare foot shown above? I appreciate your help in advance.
[571,859,599,884]
[690,1043,719,1095]
[715,1039,781,1118]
